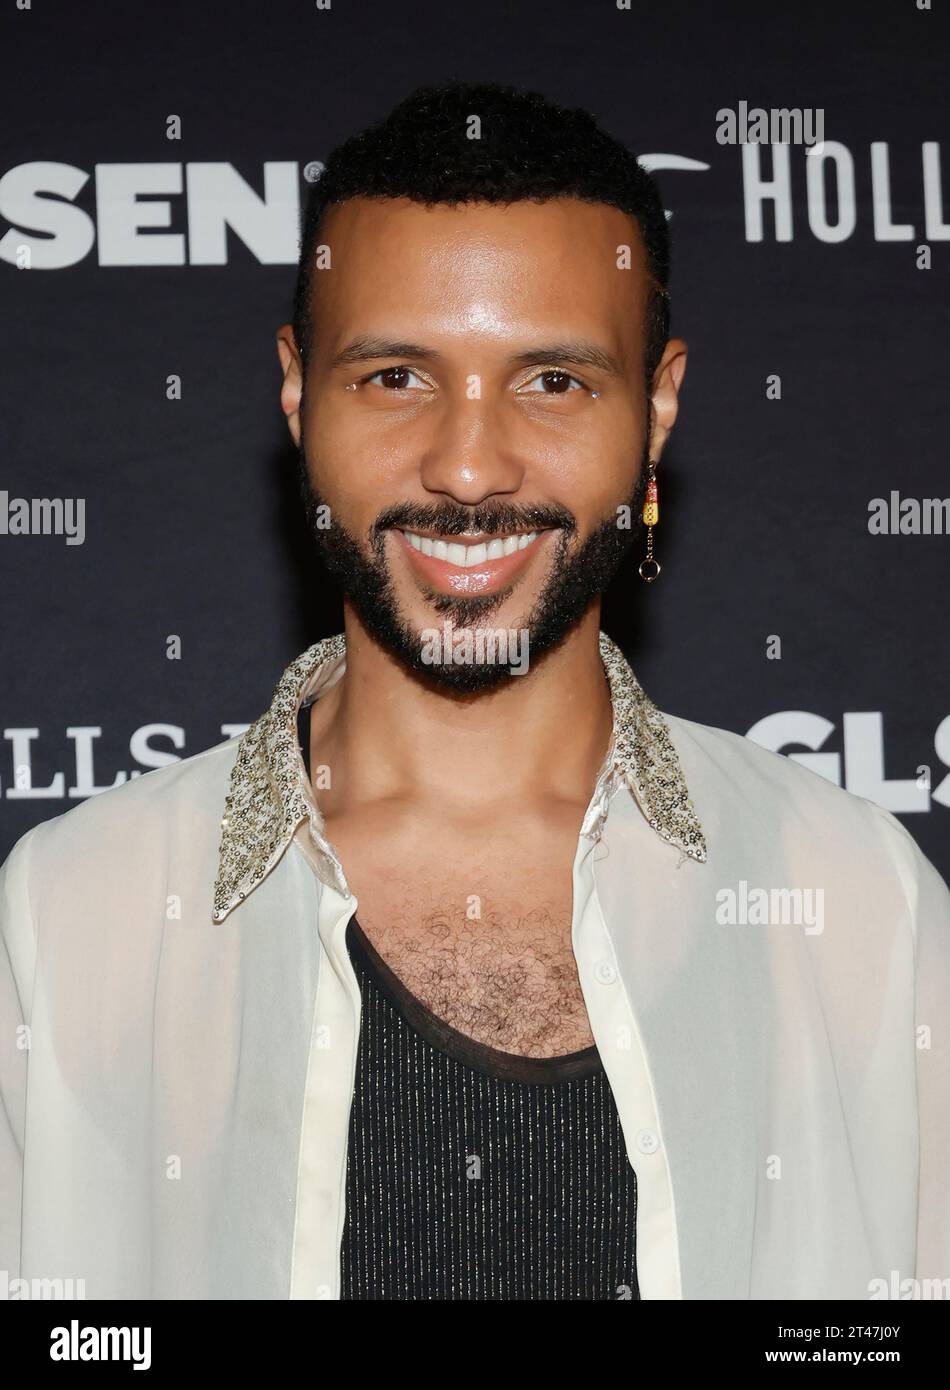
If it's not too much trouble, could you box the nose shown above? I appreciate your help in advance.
[417,393,526,506]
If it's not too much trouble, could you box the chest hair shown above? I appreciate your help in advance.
[356,892,595,1056]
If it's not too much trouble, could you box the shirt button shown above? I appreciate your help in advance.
[594,960,617,984]
[635,1127,660,1155]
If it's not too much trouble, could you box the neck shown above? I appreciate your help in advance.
[309,603,614,820]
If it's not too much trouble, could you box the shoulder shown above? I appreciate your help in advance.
[1,736,241,911]
[662,709,948,910]
[665,707,881,820]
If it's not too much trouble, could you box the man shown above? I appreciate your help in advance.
[2,82,949,1302]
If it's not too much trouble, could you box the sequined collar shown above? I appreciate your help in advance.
[212,630,707,922]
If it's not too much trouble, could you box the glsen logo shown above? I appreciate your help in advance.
[0,161,301,269]
[745,710,950,813]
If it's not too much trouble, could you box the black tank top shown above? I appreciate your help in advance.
[298,697,640,1300]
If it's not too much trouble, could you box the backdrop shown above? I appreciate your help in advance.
[1,0,947,885]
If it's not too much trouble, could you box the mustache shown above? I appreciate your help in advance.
[372,500,577,537]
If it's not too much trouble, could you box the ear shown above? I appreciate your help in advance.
[276,324,304,447]
[646,338,687,464]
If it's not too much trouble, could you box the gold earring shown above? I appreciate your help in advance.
[639,459,661,583]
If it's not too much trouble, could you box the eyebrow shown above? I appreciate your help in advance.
[329,337,435,369]
[329,335,625,377]
[506,341,624,377]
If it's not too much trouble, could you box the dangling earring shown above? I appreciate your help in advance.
[639,459,661,583]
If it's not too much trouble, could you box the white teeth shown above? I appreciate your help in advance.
[401,530,539,567]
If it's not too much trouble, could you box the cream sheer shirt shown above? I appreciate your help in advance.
[1,631,948,1299]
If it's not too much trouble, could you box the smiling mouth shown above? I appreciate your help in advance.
[398,528,543,567]
[393,525,556,596]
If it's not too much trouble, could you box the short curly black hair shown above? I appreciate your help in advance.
[292,81,671,387]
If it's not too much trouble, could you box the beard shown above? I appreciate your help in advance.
[298,440,651,694]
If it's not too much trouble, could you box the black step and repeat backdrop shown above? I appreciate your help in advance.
[1,0,947,880]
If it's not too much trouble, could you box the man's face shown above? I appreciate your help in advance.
[279,196,684,691]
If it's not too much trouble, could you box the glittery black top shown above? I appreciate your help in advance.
[298,698,640,1301]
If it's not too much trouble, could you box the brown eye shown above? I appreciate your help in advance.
[541,370,572,393]
[519,369,585,396]
[366,366,428,391]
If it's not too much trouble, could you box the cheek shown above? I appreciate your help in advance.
[592,402,647,502]
[543,418,642,517]
[305,399,419,490]
[300,412,381,522]
[302,435,429,549]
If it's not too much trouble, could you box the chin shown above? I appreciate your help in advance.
[410,651,532,695]
[355,598,532,693]
[409,609,535,684]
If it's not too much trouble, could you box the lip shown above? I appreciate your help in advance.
[393,528,554,595]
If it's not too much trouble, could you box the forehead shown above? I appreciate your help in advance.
[310,196,650,360]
